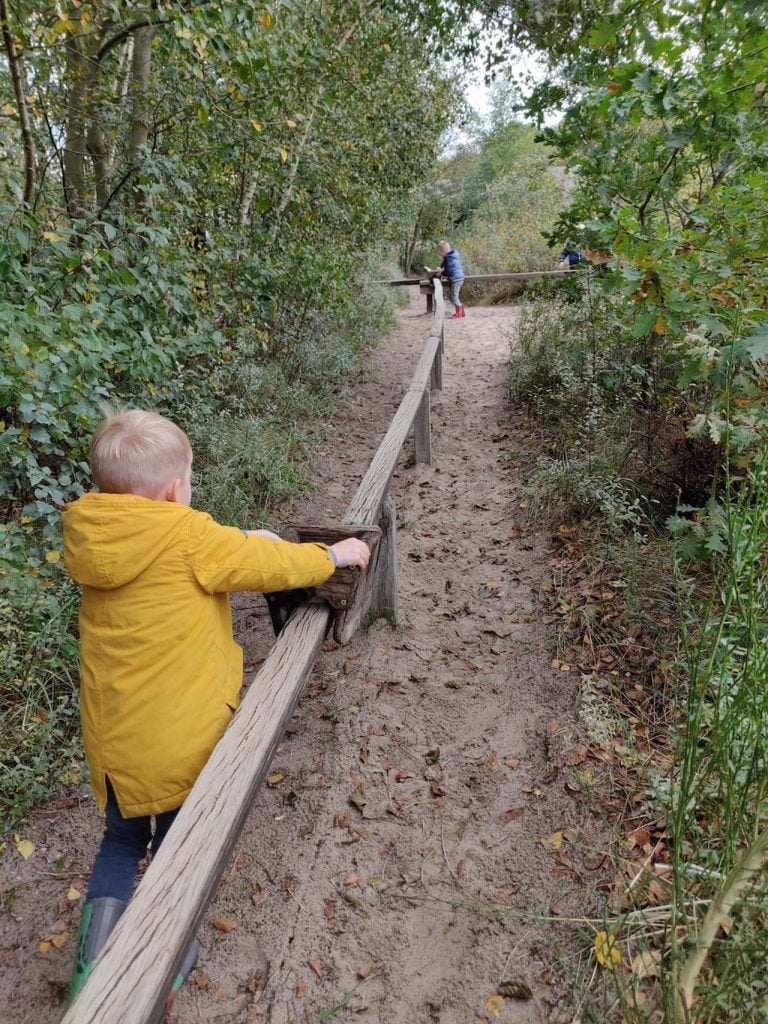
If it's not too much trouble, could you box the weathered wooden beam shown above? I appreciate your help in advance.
[342,287,444,526]
[377,269,583,288]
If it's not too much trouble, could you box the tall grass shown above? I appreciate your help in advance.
[666,441,768,1023]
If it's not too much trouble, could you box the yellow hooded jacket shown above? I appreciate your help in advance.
[62,492,335,818]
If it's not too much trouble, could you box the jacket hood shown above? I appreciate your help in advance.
[63,492,195,590]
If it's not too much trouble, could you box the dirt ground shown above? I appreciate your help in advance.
[0,294,609,1024]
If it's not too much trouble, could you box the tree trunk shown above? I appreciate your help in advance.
[127,22,155,209]
[1,0,35,207]
[63,17,91,219]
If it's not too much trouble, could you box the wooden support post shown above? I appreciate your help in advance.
[414,388,431,465]
[431,340,442,391]
[426,289,433,314]
[369,494,398,624]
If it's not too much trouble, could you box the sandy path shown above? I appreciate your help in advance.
[0,295,604,1024]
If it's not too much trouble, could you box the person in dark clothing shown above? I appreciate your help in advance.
[435,240,465,319]
[558,243,586,270]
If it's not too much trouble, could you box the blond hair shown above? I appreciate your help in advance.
[90,410,192,497]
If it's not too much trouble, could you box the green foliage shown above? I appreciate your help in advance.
[0,0,454,822]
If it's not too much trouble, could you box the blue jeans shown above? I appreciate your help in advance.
[449,278,463,308]
[87,780,180,902]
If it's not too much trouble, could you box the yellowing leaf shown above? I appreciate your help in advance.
[286,118,297,128]
[2,103,16,116]
[540,831,564,851]
[14,834,35,860]
[279,148,288,162]
[594,930,621,968]
[39,941,52,954]
[484,994,505,1017]
[51,931,69,949]
[212,916,237,932]
[250,120,263,132]
[45,550,61,564]
[260,12,273,28]
[67,886,82,902]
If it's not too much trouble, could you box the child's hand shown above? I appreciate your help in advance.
[243,529,283,541]
[330,538,370,569]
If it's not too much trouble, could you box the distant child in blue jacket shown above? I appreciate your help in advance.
[436,241,465,319]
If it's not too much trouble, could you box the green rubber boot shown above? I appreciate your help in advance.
[68,897,126,1005]
[171,938,200,994]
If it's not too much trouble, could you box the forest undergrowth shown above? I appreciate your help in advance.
[510,283,768,1023]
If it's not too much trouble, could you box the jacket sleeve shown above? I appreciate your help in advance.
[189,515,336,594]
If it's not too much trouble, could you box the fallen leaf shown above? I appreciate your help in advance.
[295,978,305,996]
[67,886,82,901]
[212,917,237,933]
[498,979,533,1000]
[484,994,505,1017]
[14,834,35,860]
[323,898,336,930]
[627,827,651,849]
[594,930,621,968]
[266,771,286,787]
[308,958,325,979]
[503,757,520,769]
[499,807,525,824]
[38,941,52,954]
[50,931,69,950]
[631,949,662,978]
[334,810,352,829]
[196,973,211,990]
[540,831,564,851]
[362,800,388,819]
[357,961,377,979]
[349,792,367,812]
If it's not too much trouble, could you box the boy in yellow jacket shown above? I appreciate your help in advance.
[63,409,369,1002]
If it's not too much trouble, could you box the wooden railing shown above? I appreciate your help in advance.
[63,285,446,1024]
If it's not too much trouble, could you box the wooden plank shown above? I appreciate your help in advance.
[343,288,444,527]
[64,280,447,1024]
[414,389,431,465]
[378,269,581,288]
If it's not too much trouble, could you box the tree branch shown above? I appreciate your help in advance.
[95,17,168,64]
